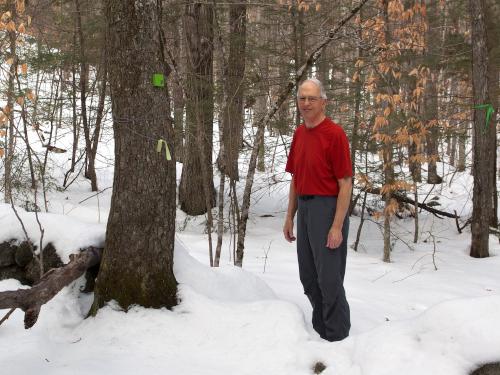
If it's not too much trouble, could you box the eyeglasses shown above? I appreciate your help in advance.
[298,96,323,103]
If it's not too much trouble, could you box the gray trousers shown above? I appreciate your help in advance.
[297,195,350,341]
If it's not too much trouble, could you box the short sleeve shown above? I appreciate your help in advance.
[330,128,352,179]
[285,131,297,174]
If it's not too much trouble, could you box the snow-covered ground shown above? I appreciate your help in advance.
[1,157,500,374]
[1,109,499,374]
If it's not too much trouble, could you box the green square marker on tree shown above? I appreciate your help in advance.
[152,73,165,87]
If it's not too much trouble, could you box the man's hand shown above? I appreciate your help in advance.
[283,217,296,243]
[326,226,342,249]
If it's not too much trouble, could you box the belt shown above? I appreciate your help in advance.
[298,195,337,201]
[298,195,315,201]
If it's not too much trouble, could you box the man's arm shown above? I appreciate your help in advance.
[326,176,352,249]
[283,175,298,242]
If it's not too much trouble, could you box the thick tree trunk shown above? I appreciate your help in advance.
[469,0,491,258]
[91,0,177,312]
[179,2,216,216]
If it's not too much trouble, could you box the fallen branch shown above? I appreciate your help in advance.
[0,247,102,329]
[361,186,459,219]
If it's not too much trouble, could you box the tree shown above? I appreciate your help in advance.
[91,0,177,312]
[218,0,246,182]
[469,0,492,258]
[423,0,443,185]
[178,1,216,216]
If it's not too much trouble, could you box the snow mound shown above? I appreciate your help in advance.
[174,238,276,302]
[0,203,105,263]
[347,295,500,375]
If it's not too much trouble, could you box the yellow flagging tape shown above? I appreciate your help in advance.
[156,139,172,160]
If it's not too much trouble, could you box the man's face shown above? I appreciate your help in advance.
[297,82,327,125]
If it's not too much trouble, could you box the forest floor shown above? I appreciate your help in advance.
[1,156,500,374]
[1,126,500,374]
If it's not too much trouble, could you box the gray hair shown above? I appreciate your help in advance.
[297,78,327,99]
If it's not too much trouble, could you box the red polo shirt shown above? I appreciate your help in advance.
[285,117,352,196]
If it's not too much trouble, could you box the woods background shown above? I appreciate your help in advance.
[0,0,498,271]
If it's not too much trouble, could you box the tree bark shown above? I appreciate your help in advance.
[485,0,499,228]
[179,1,216,216]
[219,0,246,181]
[469,0,491,258]
[91,0,178,312]
[424,0,443,184]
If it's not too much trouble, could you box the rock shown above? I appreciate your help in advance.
[0,240,17,267]
[14,241,34,267]
[41,243,64,270]
[24,243,64,284]
[0,265,29,285]
[82,263,100,293]
[471,363,500,375]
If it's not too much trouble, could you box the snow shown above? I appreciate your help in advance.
[1,122,500,374]
[1,175,500,374]
[0,203,105,263]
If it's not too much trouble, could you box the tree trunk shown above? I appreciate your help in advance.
[75,0,98,192]
[485,0,499,228]
[424,0,442,185]
[469,0,491,258]
[179,2,216,216]
[292,5,305,128]
[219,0,246,181]
[381,0,395,263]
[172,16,185,163]
[4,7,17,203]
[91,0,177,312]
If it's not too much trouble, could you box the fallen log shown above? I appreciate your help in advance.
[361,187,459,219]
[0,246,102,329]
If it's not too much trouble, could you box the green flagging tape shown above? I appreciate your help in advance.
[152,73,165,87]
[156,139,171,160]
[474,104,495,133]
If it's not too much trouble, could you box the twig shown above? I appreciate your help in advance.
[0,308,16,326]
[371,270,390,283]
[262,240,272,274]
[33,185,45,277]
[391,271,420,283]
[9,198,36,256]
[77,187,112,204]
[430,233,438,271]
[454,210,471,234]
[366,218,415,252]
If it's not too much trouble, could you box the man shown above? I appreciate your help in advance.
[283,78,352,342]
